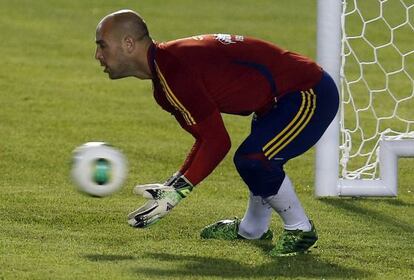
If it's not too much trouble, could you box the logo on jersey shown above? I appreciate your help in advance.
[192,35,204,40]
[214,34,244,45]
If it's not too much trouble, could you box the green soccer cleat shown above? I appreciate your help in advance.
[200,218,273,240]
[269,220,318,257]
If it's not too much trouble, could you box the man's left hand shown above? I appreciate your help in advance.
[127,176,193,228]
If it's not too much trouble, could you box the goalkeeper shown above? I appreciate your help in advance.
[95,10,339,257]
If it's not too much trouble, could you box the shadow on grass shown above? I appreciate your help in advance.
[133,252,369,279]
[84,254,136,261]
[376,198,414,207]
[320,198,414,233]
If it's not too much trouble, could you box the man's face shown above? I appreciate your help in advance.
[95,21,131,79]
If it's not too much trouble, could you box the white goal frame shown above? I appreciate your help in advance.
[315,0,414,197]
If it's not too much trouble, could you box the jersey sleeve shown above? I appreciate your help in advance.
[155,51,231,185]
[175,110,231,185]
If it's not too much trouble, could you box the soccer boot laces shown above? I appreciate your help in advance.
[200,218,273,240]
[270,220,318,257]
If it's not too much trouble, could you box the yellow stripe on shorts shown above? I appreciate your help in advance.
[263,89,316,159]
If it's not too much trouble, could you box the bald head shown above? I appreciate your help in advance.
[98,9,150,42]
[95,9,153,80]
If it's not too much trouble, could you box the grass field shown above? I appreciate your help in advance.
[1,1,413,279]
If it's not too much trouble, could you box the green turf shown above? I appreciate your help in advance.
[1,1,413,279]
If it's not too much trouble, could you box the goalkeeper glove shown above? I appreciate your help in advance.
[127,175,193,228]
[163,171,182,186]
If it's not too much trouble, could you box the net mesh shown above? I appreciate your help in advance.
[340,0,414,179]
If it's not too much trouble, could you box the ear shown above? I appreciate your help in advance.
[123,36,135,53]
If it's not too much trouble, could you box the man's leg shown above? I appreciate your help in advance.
[201,72,339,254]
[264,175,311,231]
[231,106,319,255]
[200,191,273,240]
[233,144,313,230]
[238,192,272,239]
[238,177,312,239]
[234,73,338,255]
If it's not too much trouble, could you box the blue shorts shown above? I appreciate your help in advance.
[234,71,339,197]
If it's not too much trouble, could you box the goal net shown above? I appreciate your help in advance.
[315,0,414,196]
[341,0,414,180]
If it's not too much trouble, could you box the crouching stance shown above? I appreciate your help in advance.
[95,10,339,256]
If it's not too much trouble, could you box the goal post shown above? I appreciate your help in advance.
[315,0,342,197]
[315,0,414,197]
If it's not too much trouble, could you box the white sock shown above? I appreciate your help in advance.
[264,175,312,231]
[238,192,272,239]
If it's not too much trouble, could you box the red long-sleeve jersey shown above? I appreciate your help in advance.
[147,34,323,185]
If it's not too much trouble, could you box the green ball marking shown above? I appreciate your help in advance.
[93,158,112,185]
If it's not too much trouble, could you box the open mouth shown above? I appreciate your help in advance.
[100,62,108,72]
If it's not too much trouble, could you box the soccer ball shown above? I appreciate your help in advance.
[71,142,128,197]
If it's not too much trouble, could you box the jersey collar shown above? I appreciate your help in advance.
[147,41,158,80]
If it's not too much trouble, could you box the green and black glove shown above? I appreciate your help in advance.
[127,174,193,228]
